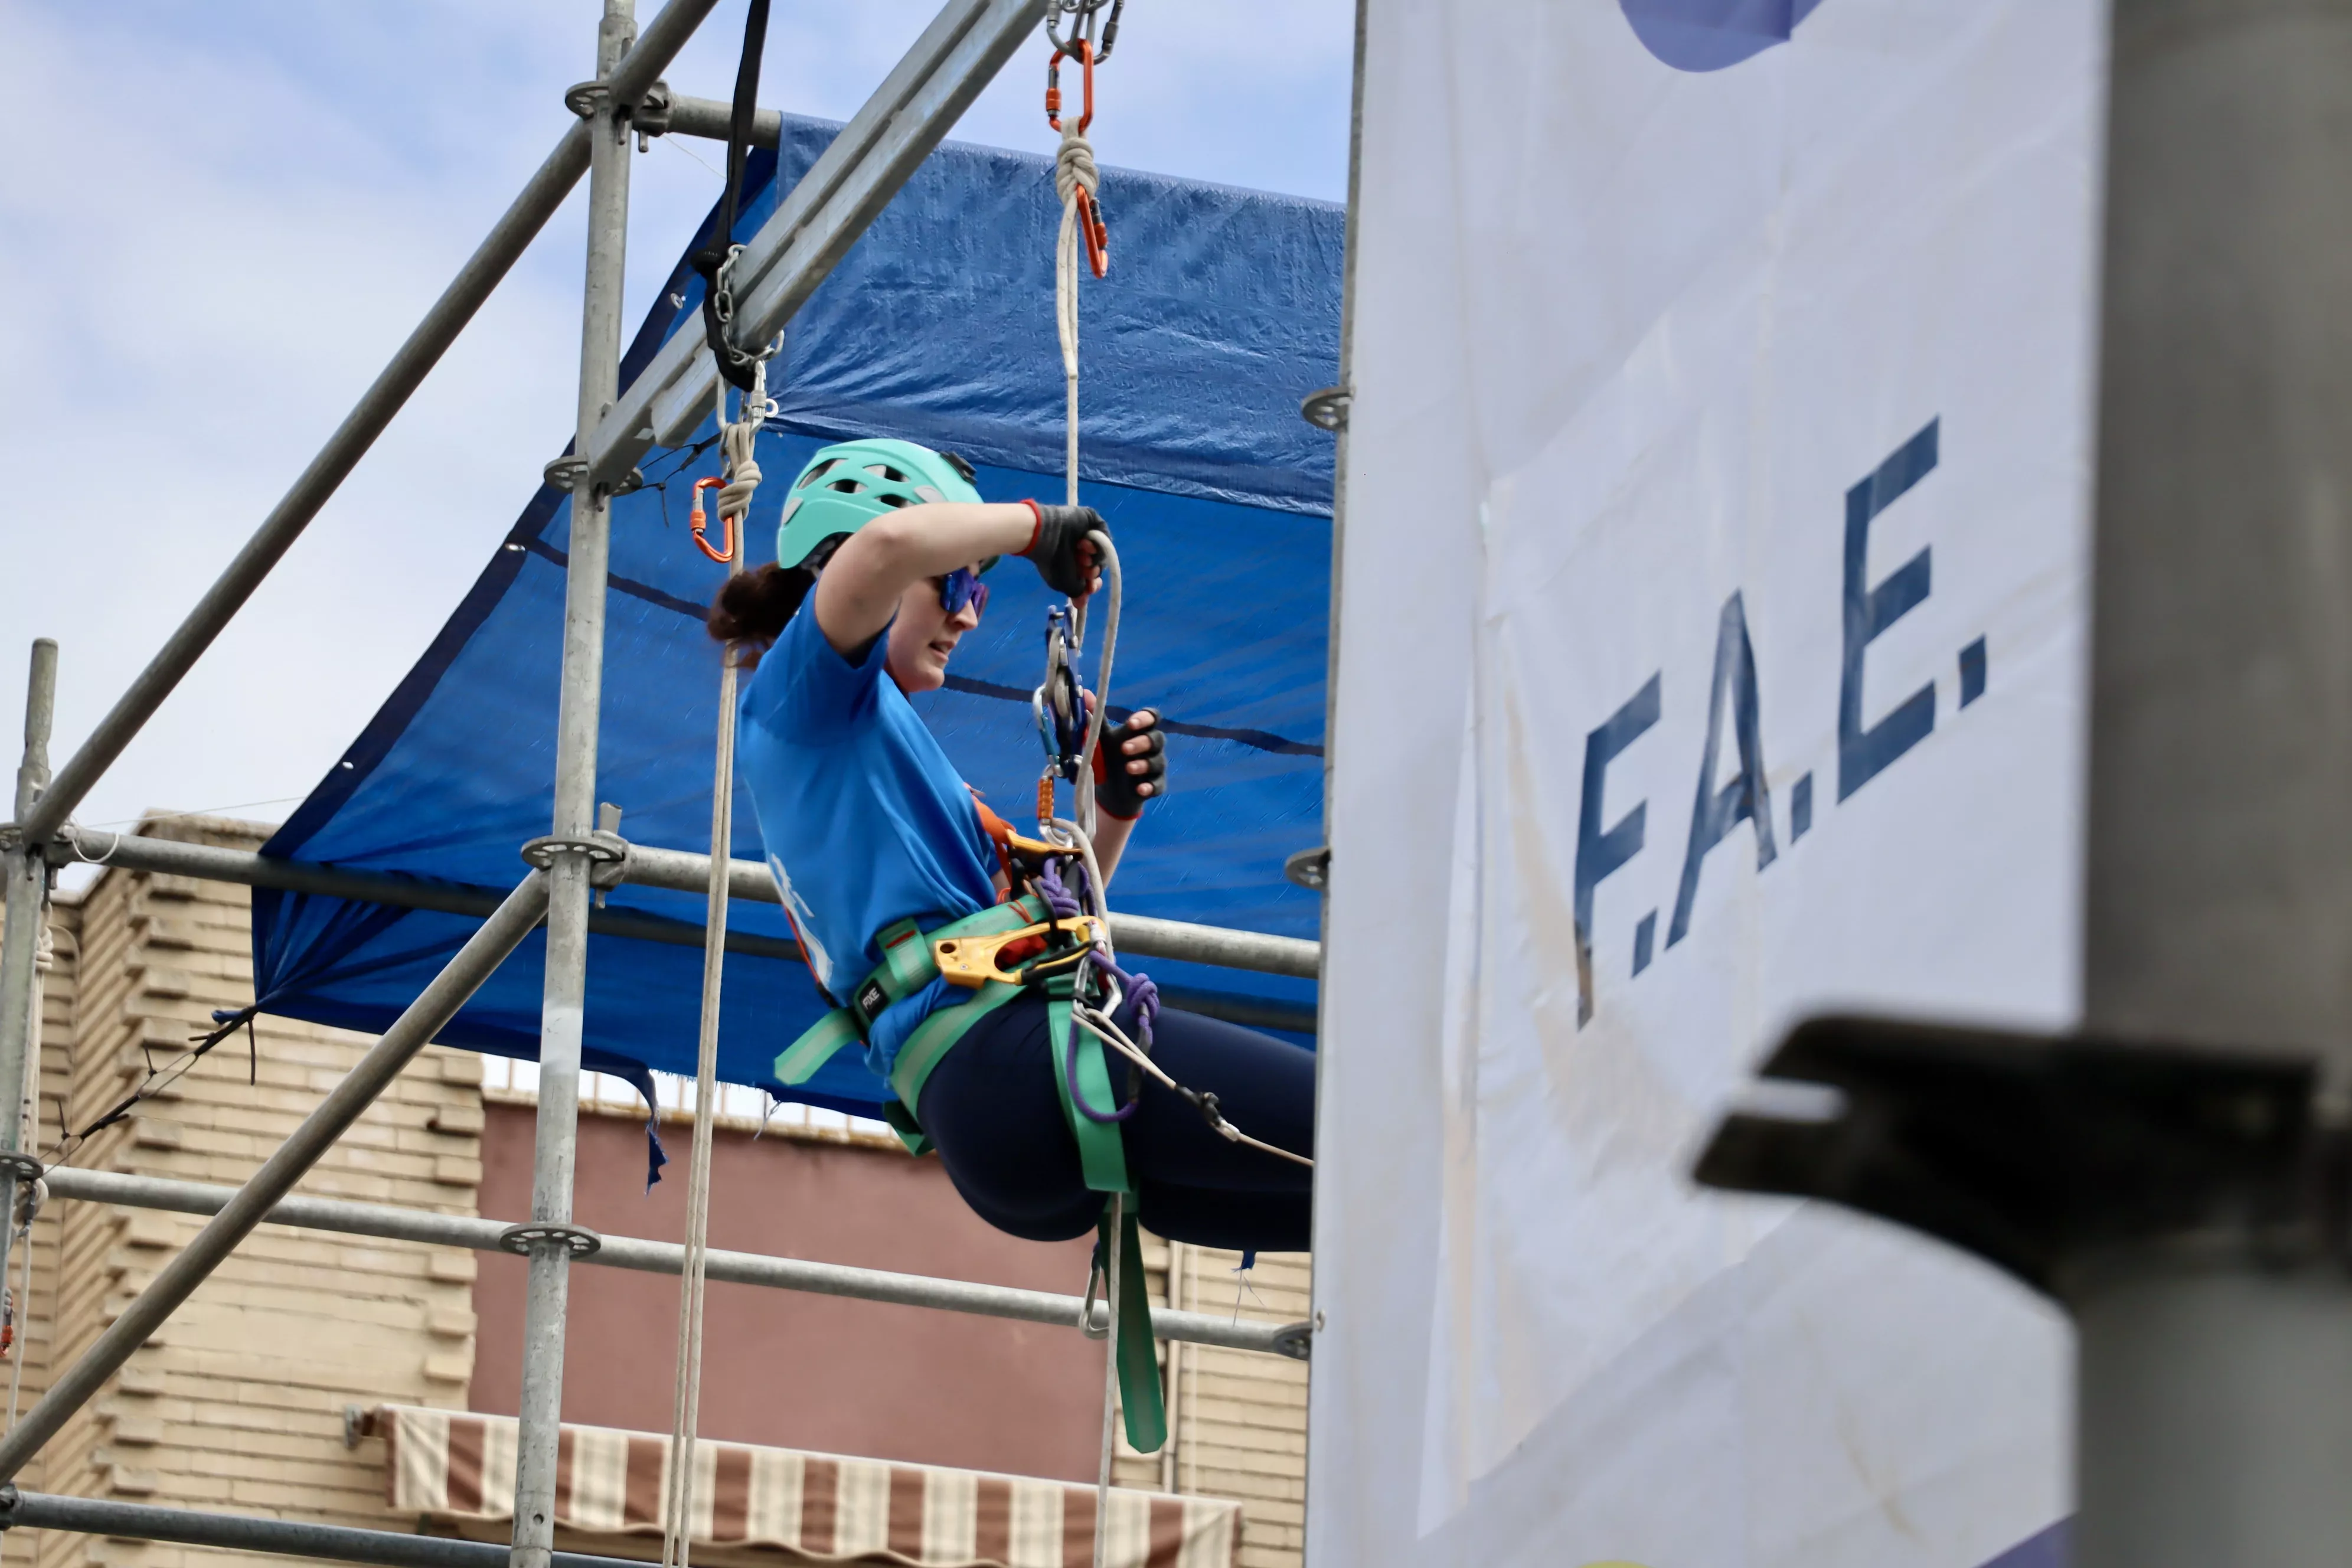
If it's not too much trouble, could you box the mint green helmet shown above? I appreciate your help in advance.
[773,438,984,569]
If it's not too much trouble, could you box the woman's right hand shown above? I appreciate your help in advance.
[1021,504,1107,599]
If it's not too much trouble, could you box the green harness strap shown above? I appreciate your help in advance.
[1099,1200,1168,1454]
[770,891,1166,1453]
[1043,966,1168,1453]
[1043,969,1132,1195]
[773,896,1047,1090]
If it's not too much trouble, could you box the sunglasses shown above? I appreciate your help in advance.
[939,567,989,616]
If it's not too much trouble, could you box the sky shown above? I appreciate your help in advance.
[0,0,1354,866]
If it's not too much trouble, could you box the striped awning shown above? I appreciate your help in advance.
[367,1406,1237,1568]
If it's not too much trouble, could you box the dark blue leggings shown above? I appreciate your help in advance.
[915,994,1315,1252]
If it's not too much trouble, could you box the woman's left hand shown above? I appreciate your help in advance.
[1093,708,1167,820]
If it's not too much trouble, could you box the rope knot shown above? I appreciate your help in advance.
[1055,126,1099,207]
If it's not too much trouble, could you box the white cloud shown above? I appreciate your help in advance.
[0,0,1350,864]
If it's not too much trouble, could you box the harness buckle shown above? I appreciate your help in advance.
[933,916,1106,989]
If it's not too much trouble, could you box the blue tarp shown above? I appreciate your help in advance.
[249,116,1341,1119]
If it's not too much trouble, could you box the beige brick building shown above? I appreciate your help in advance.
[1,818,1309,1568]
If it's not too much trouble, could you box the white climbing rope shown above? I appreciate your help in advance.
[1054,120,1099,511]
[660,382,765,1568]
[1052,104,1123,1568]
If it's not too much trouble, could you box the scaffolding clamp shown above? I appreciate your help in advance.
[498,1221,602,1260]
[520,832,629,893]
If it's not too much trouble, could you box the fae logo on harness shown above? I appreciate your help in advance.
[1620,0,1825,72]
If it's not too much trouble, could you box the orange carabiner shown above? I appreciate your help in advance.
[1044,40,1094,135]
[688,476,737,564]
[1046,43,1109,279]
[1076,186,1108,279]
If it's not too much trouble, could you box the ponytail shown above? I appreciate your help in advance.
[705,562,812,668]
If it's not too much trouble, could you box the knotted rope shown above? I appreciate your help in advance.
[661,377,765,1568]
[1054,123,1099,510]
[716,359,768,527]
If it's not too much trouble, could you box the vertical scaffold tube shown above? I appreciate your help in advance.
[0,640,57,1305]
[511,6,635,1567]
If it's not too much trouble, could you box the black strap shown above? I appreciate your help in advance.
[691,0,772,390]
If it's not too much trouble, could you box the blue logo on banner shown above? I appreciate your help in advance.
[1621,0,1825,71]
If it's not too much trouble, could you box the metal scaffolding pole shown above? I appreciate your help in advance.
[511,5,634,1564]
[2071,2,2352,1561]
[1697,6,2352,1563]
[0,871,550,1481]
[14,0,720,849]
[38,1165,1308,1358]
[0,641,57,1299]
[0,1488,649,1568]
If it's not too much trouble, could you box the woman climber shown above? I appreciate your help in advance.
[707,437,1315,1256]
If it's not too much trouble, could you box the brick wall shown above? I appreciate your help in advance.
[11,818,484,1568]
[1113,1242,1311,1568]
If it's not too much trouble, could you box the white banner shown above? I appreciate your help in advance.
[1311,4,2106,1565]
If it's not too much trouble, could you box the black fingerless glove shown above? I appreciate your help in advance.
[1092,710,1167,820]
[1020,502,1106,599]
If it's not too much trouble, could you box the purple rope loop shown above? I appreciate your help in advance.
[1063,1011,1139,1123]
[1089,949,1158,1051]
[1037,853,1150,1121]
[1037,856,1083,919]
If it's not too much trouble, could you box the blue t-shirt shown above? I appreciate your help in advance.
[737,603,1000,1082]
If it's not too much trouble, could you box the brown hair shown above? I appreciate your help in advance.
[705,562,814,668]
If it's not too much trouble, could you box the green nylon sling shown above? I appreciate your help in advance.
[769,893,1167,1451]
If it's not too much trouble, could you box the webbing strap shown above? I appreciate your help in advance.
[771,897,1047,1089]
[773,1008,861,1087]
[887,981,1026,1129]
[1047,974,1132,1196]
[1101,1203,1167,1453]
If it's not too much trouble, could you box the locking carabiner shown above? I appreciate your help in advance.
[688,476,737,564]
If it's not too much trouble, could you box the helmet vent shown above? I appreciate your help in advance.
[874,493,909,509]
[827,478,865,494]
[798,458,839,489]
[865,464,910,483]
